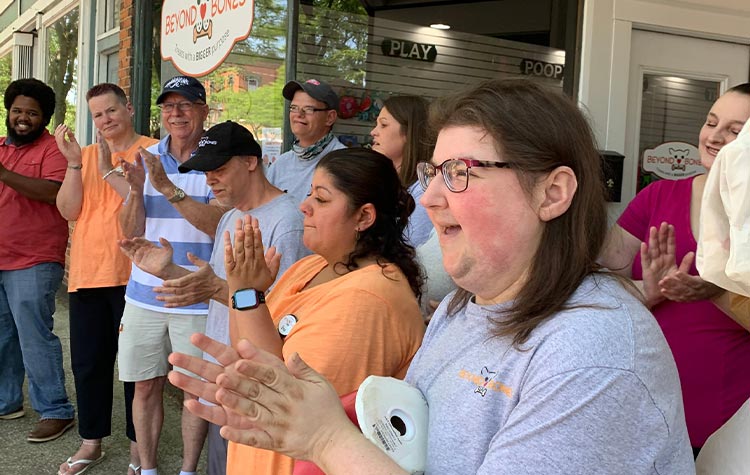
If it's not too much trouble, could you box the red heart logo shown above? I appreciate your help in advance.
[677,159,682,164]
[200,3,206,19]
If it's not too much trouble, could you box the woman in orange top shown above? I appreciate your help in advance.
[55,83,157,475]
[175,148,426,475]
[225,148,425,475]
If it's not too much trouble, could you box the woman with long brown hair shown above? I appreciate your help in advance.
[170,79,694,474]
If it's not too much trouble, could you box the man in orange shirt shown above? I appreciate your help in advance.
[54,83,157,475]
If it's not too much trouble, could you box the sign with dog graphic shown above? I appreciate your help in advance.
[162,0,254,76]
[642,141,706,180]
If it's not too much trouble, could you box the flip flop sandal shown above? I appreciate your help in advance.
[57,452,105,475]
[128,463,141,475]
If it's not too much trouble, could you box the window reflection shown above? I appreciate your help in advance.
[0,54,13,136]
[637,75,720,190]
[185,1,288,148]
[46,7,79,132]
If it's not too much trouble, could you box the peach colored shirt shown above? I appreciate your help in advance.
[67,135,157,291]
[227,255,425,475]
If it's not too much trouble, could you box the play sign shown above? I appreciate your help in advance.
[162,0,255,76]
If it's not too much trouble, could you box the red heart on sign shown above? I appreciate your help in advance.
[677,159,682,164]
[200,3,206,19]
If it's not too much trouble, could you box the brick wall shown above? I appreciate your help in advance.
[118,0,134,97]
[63,223,74,288]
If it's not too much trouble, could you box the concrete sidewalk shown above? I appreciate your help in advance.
[0,290,207,474]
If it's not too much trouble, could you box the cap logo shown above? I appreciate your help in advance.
[165,77,191,89]
[305,79,321,86]
[198,137,217,148]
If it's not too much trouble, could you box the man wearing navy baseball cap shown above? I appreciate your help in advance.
[265,78,346,204]
[117,76,227,475]
[156,76,207,105]
[125,121,309,474]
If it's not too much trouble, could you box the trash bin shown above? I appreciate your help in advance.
[600,150,624,202]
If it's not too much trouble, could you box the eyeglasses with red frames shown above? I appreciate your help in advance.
[416,158,512,193]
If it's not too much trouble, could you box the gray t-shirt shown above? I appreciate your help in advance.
[203,193,310,364]
[264,137,346,205]
[405,181,432,248]
[406,275,694,474]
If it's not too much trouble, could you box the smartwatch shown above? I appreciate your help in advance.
[231,288,266,310]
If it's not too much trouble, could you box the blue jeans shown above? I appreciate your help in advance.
[0,263,74,419]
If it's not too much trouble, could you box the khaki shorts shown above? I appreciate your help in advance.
[118,302,207,382]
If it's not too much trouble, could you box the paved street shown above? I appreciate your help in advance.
[0,290,207,474]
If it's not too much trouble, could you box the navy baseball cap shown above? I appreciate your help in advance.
[178,121,262,173]
[282,79,339,110]
[157,76,206,104]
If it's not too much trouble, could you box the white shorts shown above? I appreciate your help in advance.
[118,302,207,382]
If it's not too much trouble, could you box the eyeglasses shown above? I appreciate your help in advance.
[289,105,329,115]
[417,158,512,193]
[159,101,203,113]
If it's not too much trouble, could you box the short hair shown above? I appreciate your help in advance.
[4,78,56,126]
[382,95,432,186]
[86,83,128,105]
[317,148,423,300]
[431,79,608,347]
[727,82,750,97]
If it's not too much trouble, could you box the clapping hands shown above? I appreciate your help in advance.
[224,215,281,294]
[168,334,350,462]
[640,222,723,307]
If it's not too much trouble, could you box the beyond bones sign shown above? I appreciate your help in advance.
[642,141,706,180]
[162,0,254,76]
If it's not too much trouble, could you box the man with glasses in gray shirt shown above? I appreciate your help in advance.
[265,79,346,204]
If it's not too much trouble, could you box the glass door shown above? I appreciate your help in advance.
[620,30,749,213]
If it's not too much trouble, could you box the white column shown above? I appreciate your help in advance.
[11,31,34,79]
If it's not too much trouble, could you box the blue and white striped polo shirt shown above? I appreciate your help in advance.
[124,135,214,314]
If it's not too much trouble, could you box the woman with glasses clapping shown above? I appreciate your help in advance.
[170,80,694,474]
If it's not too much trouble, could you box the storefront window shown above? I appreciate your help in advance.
[636,75,720,190]
[202,0,287,139]
[0,54,12,136]
[296,0,568,147]
[155,1,573,151]
[159,0,288,148]
[46,7,79,131]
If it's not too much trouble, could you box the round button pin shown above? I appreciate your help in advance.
[278,314,298,337]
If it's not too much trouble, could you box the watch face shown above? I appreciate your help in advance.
[233,289,259,310]
[278,314,298,337]
[169,187,186,203]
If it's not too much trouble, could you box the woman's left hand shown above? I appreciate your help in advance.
[171,334,354,464]
[639,222,676,308]
[168,333,287,428]
[224,215,281,294]
[658,259,725,302]
[215,340,354,463]
[96,131,114,176]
